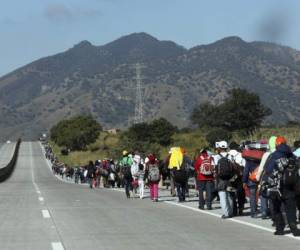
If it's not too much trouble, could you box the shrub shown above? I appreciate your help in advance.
[50,115,102,151]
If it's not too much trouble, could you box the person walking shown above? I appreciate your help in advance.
[215,141,236,219]
[119,151,134,198]
[263,136,300,236]
[87,161,96,189]
[194,148,215,210]
[145,154,160,202]
[228,142,246,216]
[256,136,277,219]
[137,163,145,199]
[169,147,189,202]
[293,140,300,222]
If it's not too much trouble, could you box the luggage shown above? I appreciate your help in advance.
[122,166,132,180]
[132,179,138,189]
[109,172,115,181]
[148,164,160,182]
[199,156,214,175]
[282,157,299,187]
[169,147,183,170]
[99,168,109,177]
[217,155,235,180]
[172,169,188,183]
[242,149,264,162]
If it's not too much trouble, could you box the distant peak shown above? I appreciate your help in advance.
[215,36,245,44]
[105,32,159,48]
[121,32,158,41]
[73,40,93,49]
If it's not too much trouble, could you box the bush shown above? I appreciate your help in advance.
[50,115,102,151]
[206,128,232,147]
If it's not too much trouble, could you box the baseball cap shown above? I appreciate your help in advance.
[219,141,228,149]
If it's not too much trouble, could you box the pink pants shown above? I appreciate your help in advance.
[149,183,159,200]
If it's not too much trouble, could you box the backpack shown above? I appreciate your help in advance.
[122,166,132,180]
[148,164,160,182]
[217,154,235,180]
[199,156,214,175]
[242,149,264,162]
[281,157,299,187]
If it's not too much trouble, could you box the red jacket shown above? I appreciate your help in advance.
[194,152,214,181]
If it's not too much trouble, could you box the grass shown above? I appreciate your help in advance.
[50,126,300,167]
[50,132,120,166]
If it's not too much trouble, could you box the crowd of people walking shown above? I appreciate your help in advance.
[44,136,300,236]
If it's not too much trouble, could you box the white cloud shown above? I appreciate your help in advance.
[44,3,101,22]
[45,3,72,22]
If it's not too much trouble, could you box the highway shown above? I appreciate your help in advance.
[0,141,299,250]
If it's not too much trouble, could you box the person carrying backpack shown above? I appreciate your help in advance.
[242,143,266,218]
[263,136,300,236]
[256,136,277,219]
[119,150,134,198]
[194,148,215,210]
[145,154,160,202]
[293,140,300,222]
[215,141,236,219]
[228,142,246,216]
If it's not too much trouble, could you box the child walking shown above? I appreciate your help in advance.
[137,163,145,199]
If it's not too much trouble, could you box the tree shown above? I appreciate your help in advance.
[50,116,102,150]
[191,88,272,135]
[120,118,177,153]
[205,128,232,148]
[149,118,177,146]
[191,102,225,128]
[220,88,271,134]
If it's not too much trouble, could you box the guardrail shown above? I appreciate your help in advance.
[0,139,21,183]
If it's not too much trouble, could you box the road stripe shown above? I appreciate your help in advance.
[42,209,51,218]
[51,242,64,250]
[39,197,44,202]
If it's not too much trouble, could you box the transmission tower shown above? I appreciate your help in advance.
[133,63,145,124]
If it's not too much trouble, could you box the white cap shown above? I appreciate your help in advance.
[215,142,220,148]
[133,155,141,163]
[219,141,228,149]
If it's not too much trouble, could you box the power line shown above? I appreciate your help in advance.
[133,63,146,124]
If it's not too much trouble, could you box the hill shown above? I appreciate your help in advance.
[1,32,300,140]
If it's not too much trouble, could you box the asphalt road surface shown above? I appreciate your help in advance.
[0,141,299,250]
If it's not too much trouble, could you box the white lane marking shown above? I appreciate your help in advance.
[51,242,64,250]
[42,209,51,218]
[164,201,300,241]
[30,142,42,194]
[39,197,44,202]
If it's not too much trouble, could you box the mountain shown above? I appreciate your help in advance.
[1,32,300,140]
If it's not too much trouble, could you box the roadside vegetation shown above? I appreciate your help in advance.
[49,88,300,166]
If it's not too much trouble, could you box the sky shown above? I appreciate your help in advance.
[1,0,300,76]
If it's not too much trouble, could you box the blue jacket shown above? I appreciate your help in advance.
[243,160,258,186]
[264,144,293,179]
